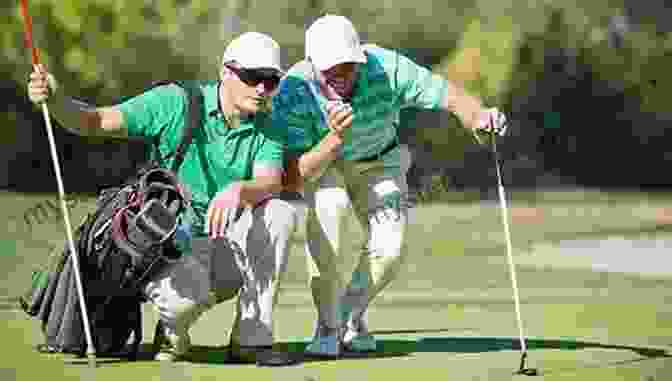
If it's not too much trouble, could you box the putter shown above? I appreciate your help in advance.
[20,0,97,368]
[488,130,539,377]
[472,125,539,376]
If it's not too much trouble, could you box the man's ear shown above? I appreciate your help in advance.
[219,66,232,80]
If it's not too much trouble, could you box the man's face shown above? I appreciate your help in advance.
[321,62,358,99]
[220,63,281,115]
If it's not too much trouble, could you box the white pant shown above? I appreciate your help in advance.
[302,146,412,329]
[142,197,300,347]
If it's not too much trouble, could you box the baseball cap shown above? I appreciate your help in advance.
[221,32,284,74]
[305,15,367,71]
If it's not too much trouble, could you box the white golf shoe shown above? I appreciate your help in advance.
[153,321,191,362]
[304,322,341,358]
[342,316,377,352]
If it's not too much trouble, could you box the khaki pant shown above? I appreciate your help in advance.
[142,196,300,347]
[302,146,412,329]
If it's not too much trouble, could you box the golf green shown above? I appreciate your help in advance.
[2,190,672,380]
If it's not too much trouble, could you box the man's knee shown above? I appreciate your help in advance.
[150,295,206,333]
[310,187,350,244]
[315,187,350,212]
[257,197,302,235]
[369,209,407,260]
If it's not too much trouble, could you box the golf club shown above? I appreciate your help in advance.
[19,0,97,368]
[489,130,539,377]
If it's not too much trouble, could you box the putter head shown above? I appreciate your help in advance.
[516,368,539,376]
[516,352,539,376]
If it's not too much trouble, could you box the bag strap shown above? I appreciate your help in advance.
[145,80,203,172]
[170,81,202,172]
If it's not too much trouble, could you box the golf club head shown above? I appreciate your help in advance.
[516,368,539,376]
[516,352,539,376]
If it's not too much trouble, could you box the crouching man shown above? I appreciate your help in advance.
[27,32,299,364]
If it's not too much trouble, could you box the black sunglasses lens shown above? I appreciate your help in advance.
[234,67,279,89]
[262,76,280,90]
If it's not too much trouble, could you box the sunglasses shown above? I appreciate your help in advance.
[226,65,281,91]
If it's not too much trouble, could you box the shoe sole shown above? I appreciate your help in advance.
[343,341,377,353]
[304,342,342,359]
[343,346,376,353]
[154,353,183,362]
[303,351,341,359]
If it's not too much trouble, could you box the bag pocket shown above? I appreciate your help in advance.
[19,270,52,317]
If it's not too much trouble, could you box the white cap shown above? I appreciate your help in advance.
[221,32,283,73]
[305,15,367,71]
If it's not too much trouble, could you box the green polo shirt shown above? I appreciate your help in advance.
[119,80,285,236]
[272,44,449,165]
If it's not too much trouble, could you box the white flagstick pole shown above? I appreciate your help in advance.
[20,0,96,366]
[36,65,97,368]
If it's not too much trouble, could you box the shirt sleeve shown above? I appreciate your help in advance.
[395,51,449,111]
[118,83,186,139]
[253,130,285,171]
[271,76,319,157]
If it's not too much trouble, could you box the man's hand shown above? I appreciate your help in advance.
[326,100,353,136]
[206,182,244,239]
[26,64,127,138]
[27,64,58,105]
[475,107,508,137]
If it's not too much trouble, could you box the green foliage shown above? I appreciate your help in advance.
[2,1,476,99]
[3,0,671,182]
[6,0,664,105]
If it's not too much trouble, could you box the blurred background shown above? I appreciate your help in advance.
[1,0,671,196]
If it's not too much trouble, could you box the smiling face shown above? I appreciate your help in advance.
[320,62,359,100]
[219,62,282,117]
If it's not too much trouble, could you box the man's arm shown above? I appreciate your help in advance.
[272,75,346,189]
[238,121,297,207]
[28,65,128,139]
[238,166,285,207]
[281,130,343,193]
[440,80,487,132]
[441,82,508,139]
[50,98,128,139]
[295,100,353,181]
[206,132,287,238]
[392,50,506,137]
[206,167,284,239]
[295,130,344,180]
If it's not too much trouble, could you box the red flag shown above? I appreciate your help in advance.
[19,0,40,66]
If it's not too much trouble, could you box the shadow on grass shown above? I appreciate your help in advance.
[182,341,412,365]
[404,336,670,358]
[63,332,669,367]
[63,342,410,367]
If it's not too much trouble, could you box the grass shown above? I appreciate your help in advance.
[2,189,672,380]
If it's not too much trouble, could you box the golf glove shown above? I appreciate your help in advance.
[28,64,59,105]
[478,107,508,137]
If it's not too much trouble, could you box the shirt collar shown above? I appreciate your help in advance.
[205,81,256,128]
[352,56,369,98]
[205,81,221,118]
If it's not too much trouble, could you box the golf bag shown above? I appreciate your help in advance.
[19,80,202,360]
